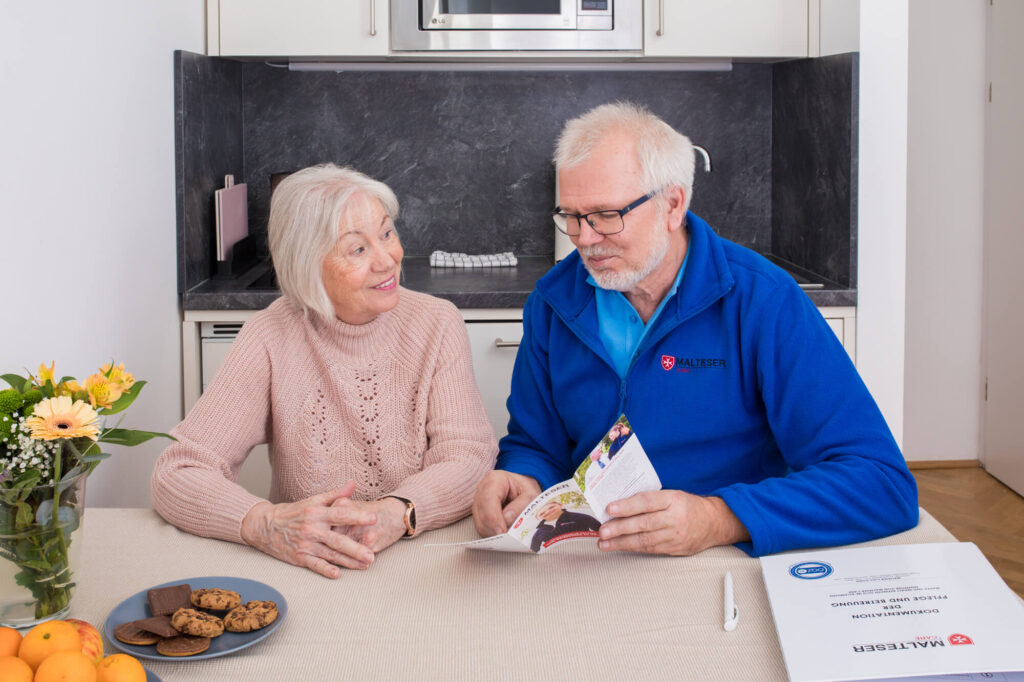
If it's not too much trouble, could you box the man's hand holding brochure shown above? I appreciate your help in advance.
[450,415,661,553]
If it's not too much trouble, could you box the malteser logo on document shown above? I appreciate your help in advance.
[948,634,974,646]
[659,355,727,373]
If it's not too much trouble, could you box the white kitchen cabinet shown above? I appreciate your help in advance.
[809,0,859,57]
[182,304,854,467]
[462,313,524,440]
[209,0,388,57]
[644,0,808,58]
[820,305,856,363]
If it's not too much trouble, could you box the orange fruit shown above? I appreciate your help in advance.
[33,650,97,682]
[15,620,80,671]
[95,654,146,682]
[0,655,32,682]
[0,628,22,657]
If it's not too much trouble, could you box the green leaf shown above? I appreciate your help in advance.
[99,427,173,447]
[15,502,33,528]
[0,507,14,535]
[80,452,110,463]
[19,559,50,572]
[97,380,146,416]
[1,374,28,391]
[11,470,42,502]
[12,469,42,488]
[57,376,75,386]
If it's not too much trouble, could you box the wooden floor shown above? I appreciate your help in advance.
[912,465,1024,597]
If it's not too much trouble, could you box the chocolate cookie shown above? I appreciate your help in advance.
[114,622,161,646]
[156,635,211,657]
[170,608,225,638]
[132,615,178,638]
[190,587,241,611]
[224,600,279,633]
[147,583,192,616]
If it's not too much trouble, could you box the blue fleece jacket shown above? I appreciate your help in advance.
[497,212,918,556]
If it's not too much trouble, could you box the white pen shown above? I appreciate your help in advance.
[723,571,739,632]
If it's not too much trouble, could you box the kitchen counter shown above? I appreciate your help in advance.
[181,255,856,311]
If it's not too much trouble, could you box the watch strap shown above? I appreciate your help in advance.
[385,496,416,537]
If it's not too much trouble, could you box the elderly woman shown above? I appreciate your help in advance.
[152,164,497,578]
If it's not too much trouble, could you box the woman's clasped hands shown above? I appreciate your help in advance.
[240,481,381,579]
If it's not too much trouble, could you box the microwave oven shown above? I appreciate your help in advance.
[390,0,642,52]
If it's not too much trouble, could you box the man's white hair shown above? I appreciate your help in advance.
[268,163,399,321]
[553,101,695,214]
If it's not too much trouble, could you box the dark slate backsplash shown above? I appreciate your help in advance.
[174,51,244,291]
[771,53,858,287]
[175,51,857,291]
[240,65,771,258]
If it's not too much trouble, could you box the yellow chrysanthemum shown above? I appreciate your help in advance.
[84,373,123,409]
[35,361,56,387]
[25,396,100,441]
[100,362,135,392]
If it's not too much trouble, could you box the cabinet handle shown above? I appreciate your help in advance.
[494,338,521,349]
[655,0,665,36]
[369,0,377,36]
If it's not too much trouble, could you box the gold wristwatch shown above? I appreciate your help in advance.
[386,496,416,537]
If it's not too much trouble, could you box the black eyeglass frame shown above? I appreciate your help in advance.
[551,189,661,237]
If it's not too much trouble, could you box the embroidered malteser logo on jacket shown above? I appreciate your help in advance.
[660,355,728,373]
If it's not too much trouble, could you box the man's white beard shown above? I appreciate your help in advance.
[579,226,670,292]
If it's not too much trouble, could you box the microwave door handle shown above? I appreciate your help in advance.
[369,0,377,36]
[656,0,665,36]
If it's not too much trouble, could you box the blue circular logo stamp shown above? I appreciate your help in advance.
[789,561,834,579]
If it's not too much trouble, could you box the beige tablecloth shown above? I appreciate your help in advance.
[72,508,956,681]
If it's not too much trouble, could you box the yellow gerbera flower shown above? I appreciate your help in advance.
[100,362,135,392]
[25,396,100,441]
[35,361,56,387]
[84,373,123,409]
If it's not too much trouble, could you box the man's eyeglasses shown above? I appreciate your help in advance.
[551,190,660,237]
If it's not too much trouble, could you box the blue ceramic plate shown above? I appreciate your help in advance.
[104,576,287,662]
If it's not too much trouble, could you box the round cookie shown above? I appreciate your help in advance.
[224,600,279,633]
[156,635,211,657]
[114,622,160,646]
[191,588,242,611]
[170,607,225,637]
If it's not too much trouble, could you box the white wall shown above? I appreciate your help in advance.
[904,1,986,461]
[857,1,910,447]
[0,2,206,506]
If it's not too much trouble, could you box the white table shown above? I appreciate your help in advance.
[73,508,957,681]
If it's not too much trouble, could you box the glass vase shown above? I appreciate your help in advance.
[0,470,87,628]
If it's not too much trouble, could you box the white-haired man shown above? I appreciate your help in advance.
[472,102,917,557]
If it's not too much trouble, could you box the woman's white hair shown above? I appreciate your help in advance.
[268,163,399,320]
[553,101,696,213]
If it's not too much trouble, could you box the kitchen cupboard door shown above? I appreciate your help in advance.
[214,0,388,57]
[464,321,523,440]
[196,325,272,499]
[819,305,856,364]
[644,0,807,58]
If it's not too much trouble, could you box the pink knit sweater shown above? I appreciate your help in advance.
[151,290,498,543]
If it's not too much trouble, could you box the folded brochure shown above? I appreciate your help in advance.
[451,415,661,553]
